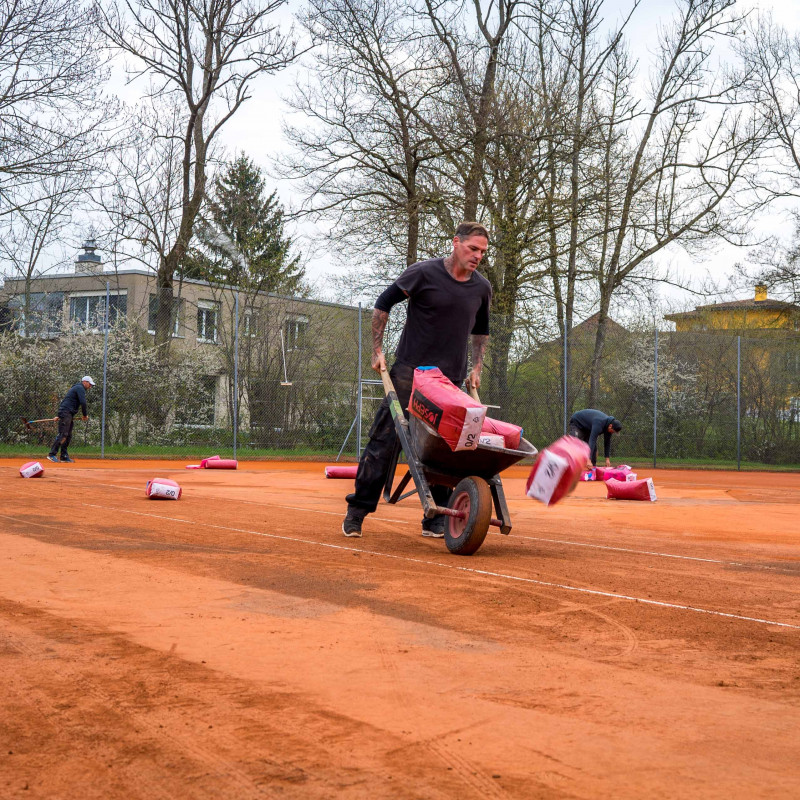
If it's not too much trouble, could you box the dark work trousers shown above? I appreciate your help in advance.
[569,422,599,465]
[568,422,584,440]
[346,362,450,516]
[49,412,74,458]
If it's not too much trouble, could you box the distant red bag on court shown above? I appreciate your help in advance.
[481,416,522,450]
[408,367,486,451]
[606,477,656,501]
[525,435,590,506]
[325,465,358,479]
[202,458,237,469]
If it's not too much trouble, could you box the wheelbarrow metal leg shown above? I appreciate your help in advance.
[386,469,416,505]
[489,475,512,535]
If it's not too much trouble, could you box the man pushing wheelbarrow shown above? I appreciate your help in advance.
[342,222,494,540]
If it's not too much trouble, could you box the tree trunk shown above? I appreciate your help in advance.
[588,293,612,407]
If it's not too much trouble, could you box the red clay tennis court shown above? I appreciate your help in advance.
[2,458,799,798]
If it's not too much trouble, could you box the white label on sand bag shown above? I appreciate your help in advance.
[626,472,638,482]
[527,449,569,505]
[149,482,180,499]
[455,407,486,451]
[20,462,43,478]
[646,478,657,501]
[479,433,505,448]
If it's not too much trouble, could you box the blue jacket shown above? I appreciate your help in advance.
[58,382,88,417]
[569,408,618,465]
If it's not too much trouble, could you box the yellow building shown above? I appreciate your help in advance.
[665,285,800,332]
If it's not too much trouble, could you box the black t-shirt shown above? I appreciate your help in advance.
[377,258,491,384]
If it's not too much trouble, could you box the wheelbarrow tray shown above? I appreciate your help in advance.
[409,416,537,480]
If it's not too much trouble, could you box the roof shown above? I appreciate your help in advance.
[665,298,800,320]
[0,268,366,314]
[571,311,628,335]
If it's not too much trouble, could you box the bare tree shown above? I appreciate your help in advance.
[417,0,522,221]
[98,0,297,352]
[0,172,88,332]
[0,0,110,219]
[734,14,800,301]
[280,0,451,281]
[583,0,765,404]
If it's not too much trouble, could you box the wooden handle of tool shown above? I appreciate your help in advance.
[380,367,395,397]
[468,383,481,404]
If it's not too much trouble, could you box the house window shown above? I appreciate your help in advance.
[69,293,126,331]
[148,294,182,336]
[284,316,308,350]
[9,292,64,337]
[197,301,219,342]
[242,311,257,337]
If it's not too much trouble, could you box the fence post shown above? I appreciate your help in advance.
[737,335,741,471]
[357,302,363,457]
[233,291,239,460]
[101,281,109,459]
[563,323,568,435]
[653,327,658,469]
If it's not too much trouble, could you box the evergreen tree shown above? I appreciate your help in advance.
[185,154,304,295]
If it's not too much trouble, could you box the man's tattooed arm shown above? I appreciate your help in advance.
[371,308,389,372]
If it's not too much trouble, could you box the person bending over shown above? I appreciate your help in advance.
[342,222,492,539]
[47,375,95,463]
[568,408,622,468]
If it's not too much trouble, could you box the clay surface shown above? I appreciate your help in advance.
[1,459,799,798]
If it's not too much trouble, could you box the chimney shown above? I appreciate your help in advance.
[75,239,102,274]
[754,284,767,302]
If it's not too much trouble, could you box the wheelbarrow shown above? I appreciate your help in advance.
[379,368,537,555]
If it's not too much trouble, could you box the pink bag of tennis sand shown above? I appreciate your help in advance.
[146,478,182,500]
[481,416,522,450]
[606,477,656,501]
[409,367,486,451]
[325,465,358,479]
[525,436,590,506]
[203,458,237,469]
[19,461,44,478]
[601,468,629,482]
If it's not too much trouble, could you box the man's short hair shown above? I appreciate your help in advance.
[611,419,622,432]
[455,221,489,242]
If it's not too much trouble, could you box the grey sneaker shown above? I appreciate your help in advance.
[421,515,446,538]
[342,506,367,538]
[60,455,75,463]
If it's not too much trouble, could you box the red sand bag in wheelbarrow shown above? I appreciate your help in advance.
[19,461,44,478]
[325,465,358,479]
[481,416,522,450]
[525,435,590,506]
[202,458,238,469]
[606,477,656,501]
[408,367,486,451]
[146,478,182,500]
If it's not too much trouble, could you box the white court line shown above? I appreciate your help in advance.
[77,501,800,631]
[16,473,798,573]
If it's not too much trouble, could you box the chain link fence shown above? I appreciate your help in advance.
[1,286,799,468]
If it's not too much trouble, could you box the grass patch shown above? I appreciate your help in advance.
[0,443,355,461]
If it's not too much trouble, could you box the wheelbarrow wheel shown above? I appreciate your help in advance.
[444,476,492,556]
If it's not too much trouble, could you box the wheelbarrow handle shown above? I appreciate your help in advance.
[380,367,395,398]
